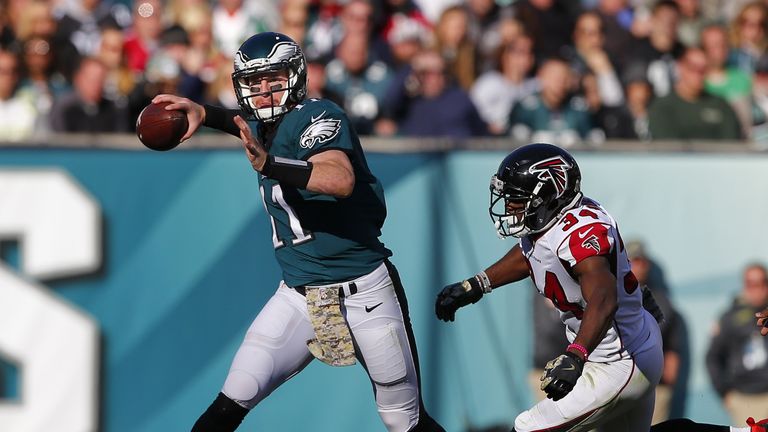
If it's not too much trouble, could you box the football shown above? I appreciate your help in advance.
[136,102,188,151]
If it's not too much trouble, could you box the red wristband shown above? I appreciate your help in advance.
[567,343,589,360]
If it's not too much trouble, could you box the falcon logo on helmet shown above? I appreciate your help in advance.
[529,156,572,198]
[489,143,583,239]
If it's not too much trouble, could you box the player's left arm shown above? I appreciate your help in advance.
[235,116,354,198]
[435,244,530,322]
[305,149,355,197]
[571,255,618,355]
[541,254,617,401]
[757,308,768,336]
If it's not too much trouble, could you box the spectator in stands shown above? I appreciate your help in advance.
[513,0,578,61]
[211,0,272,56]
[177,4,224,99]
[495,15,525,56]
[339,0,389,62]
[630,0,685,97]
[0,49,38,140]
[751,56,768,143]
[374,0,431,49]
[508,57,594,147]
[385,13,429,71]
[464,0,508,75]
[707,263,768,424]
[594,0,635,74]
[20,36,70,134]
[165,0,207,26]
[675,0,705,47]
[471,35,538,135]
[600,69,653,140]
[325,33,393,135]
[50,57,129,132]
[306,54,344,107]
[158,25,206,103]
[648,47,742,140]
[303,0,344,63]
[54,0,130,58]
[279,1,309,46]
[567,11,625,109]
[729,2,768,74]
[434,5,475,91]
[377,48,487,137]
[15,0,55,42]
[204,59,238,110]
[122,0,163,74]
[701,24,753,138]
[96,25,136,104]
[627,240,689,423]
[18,0,80,82]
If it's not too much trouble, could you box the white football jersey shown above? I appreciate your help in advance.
[520,197,649,362]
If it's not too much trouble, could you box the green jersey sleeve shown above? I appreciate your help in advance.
[286,99,355,160]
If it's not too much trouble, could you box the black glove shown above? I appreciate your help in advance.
[641,286,665,325]
[540,351,585,401]
[435,277,483,322]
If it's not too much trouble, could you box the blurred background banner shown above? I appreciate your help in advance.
[1,141,767,431]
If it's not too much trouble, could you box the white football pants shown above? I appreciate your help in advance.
[220,261,425,432]
[515,312,664,432]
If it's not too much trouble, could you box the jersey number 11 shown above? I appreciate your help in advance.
[260,184,314,248]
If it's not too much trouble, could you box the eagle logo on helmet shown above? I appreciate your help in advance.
[235,41,299,71]
[528,156,572,198]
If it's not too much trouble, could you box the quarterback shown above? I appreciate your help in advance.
[435,143,767,432]
[153,32,444,432]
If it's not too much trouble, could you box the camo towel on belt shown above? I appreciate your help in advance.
[305,286,357,366]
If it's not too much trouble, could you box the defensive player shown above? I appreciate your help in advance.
[434,143,767,432]
[153,32,444,432]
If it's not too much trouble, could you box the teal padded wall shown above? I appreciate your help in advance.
[1,149,766,431]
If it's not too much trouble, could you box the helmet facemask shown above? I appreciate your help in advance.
[233,63,298,122]
[490,175,543,238]
[489,174,581,238]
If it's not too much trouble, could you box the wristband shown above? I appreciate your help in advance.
[473,271,492,294]
[203,104,241,137]
[567,343,589,360]
[261,155,314,189]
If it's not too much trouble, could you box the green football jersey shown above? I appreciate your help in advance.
[254,98,392,286]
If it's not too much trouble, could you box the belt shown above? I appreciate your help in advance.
[294,282,358,298]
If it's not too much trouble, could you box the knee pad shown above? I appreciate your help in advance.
[380,408,414,432]
[222,345,277,409]
[191,392,249,432]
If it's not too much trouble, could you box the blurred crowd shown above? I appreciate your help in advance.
[3,0,768,144]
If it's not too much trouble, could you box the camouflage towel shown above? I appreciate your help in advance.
[305,287,357,367]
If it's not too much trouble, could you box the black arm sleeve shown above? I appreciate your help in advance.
[203,104,242,138]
